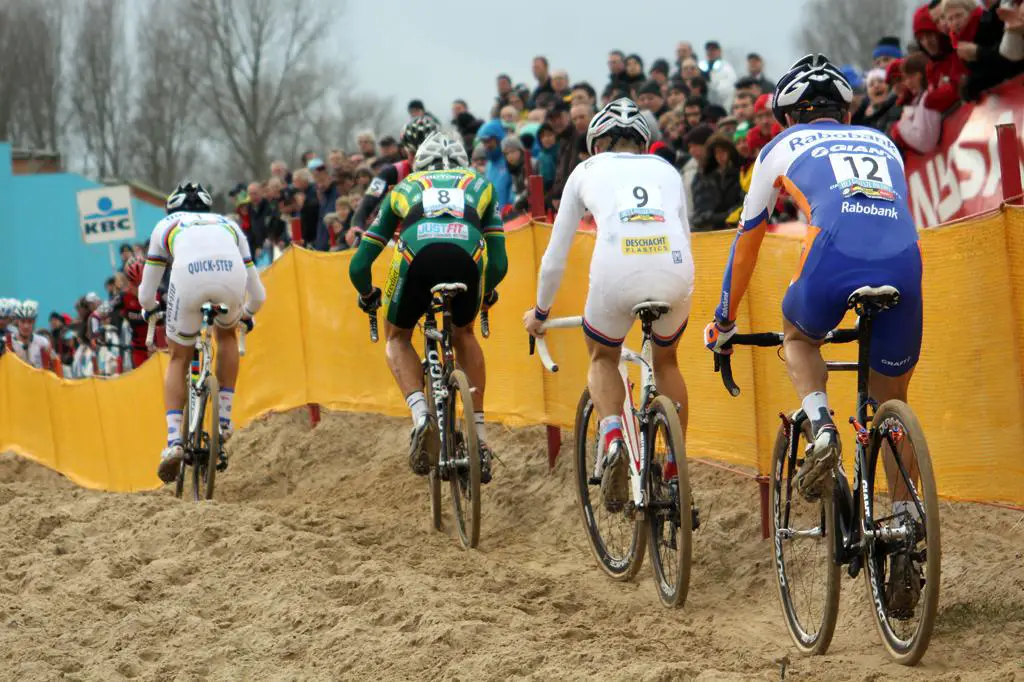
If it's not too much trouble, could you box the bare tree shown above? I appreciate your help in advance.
[0,2,21,140]
[10,0,67,151]
[302,89,395,162]
[797,0,915,70]
[182,0,339,178]
[69,0,134,177]
[129,0,204,191]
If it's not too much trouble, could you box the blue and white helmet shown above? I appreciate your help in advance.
[585,97,652,155]
[15,299,38,320]
[0,298,16,318]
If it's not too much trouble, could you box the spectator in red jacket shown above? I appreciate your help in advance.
[745,94,782,156]
[912,2,964,112]
[891,52,943,154]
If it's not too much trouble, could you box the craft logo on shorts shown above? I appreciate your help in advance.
[417,222,469,240]
[618,207,665,223]
[621,235,669,255]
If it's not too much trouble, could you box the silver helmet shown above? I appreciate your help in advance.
[413,132,470,172]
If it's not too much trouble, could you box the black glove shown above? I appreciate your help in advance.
[482,290,499,310]
[358,287,382,314]
[240,316,255,333]
[142,303,165,324]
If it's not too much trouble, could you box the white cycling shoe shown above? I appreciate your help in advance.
[157,443,185,484]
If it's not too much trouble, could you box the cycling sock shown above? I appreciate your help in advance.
[166,410,183,446]
[599,415,624,453]
[406,391,428,424]
[219,386,234,429]
[802,392,831,429]
[474,411,486,443]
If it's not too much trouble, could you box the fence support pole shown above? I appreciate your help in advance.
[528,175,545,219]
[757,475,770,540]
[547,426,562,470]
[309,403,321,427]
[997,123,1023,206]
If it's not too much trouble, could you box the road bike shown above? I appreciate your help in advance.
[369,283,484,549]
[532,302,695,607]
[148,302,247,501]
[714,285,940,665]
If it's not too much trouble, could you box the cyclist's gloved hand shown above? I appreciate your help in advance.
[142,305,165,324]
[240,316,255,333]
[358,287,382,314]
[482,290,499,310]
[704,319,736,354]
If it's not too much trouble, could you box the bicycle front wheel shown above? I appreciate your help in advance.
[862,400,940,666]
[573,389,646,581]
[446,369,480,549]
[645,395,692,608]
[425,379,442,532]
[770,416,840,655]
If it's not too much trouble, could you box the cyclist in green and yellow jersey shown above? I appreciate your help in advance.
[349,132,508,481]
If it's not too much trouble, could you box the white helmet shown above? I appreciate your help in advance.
[586,97,652,156]
[0,298,14,317]
[413,132,470,172]
[15,299,38,320]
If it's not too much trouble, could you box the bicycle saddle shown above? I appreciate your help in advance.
[631,301,672,320]
[846,285,900,312]
[430,282,468,295]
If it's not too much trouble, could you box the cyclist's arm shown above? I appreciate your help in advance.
[349,192,400,296]
[715,152,781,324]
[351,165,399,231]
[140,219,172,311]
[231,219,266,316]
[479,182,508,294]
[535,167,585,319]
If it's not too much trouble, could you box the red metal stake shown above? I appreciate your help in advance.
[757,476,770,540]
[309,403,321,427]
[528,175,545,219]
[996,122,1023,206]
[546,425,561,470]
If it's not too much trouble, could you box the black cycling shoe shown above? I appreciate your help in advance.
[408,416,438,476]
[479,441,493,484]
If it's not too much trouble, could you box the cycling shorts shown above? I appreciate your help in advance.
[583,234,695,347]
[783,235,923,377]
[382,241,485,329]
[165,253,247,345]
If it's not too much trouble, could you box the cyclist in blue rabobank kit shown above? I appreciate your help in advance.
[703,55,923,527]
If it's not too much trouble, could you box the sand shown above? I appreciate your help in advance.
[0,409,1022,681]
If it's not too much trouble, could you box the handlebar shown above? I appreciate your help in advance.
[714,327,860,397]
[239,327,247,357]
[368,311,379,343]
[528,316,583,373]
[145,312,165,351]
[480,310,490,338]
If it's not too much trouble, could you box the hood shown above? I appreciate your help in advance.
[912,4,953,57]
[477,118,506,143]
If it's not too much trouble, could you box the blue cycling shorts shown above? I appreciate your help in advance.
[782,231,922,377]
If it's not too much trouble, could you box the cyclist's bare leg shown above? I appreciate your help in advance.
[651,336,688,435]
[870,368,920,503]
[782,319,827,400]
[452,322,484,412]
[586,336,625,420]
[383,322,422,397]
[214,326,239,390]
[164,339,192,414]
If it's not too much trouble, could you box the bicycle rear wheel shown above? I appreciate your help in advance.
[573,389,646,581]
[771,415,840,655]
[645,395,692,608]
[446,369,480,549]
[188,379,219,501]
[174,380,189,499]
[862,400,939,666]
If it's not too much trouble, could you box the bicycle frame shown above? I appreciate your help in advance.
[421,294,458,463]
[532,317,662,511]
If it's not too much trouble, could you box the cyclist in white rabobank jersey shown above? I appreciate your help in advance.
[704,55,924,615]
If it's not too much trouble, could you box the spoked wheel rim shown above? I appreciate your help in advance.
[862,401,940,665]
[573,390,646,580]
[646,395,692,608]
[446,370,480,549]
[771,417,840,655]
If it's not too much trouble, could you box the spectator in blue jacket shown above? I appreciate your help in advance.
[476,119,510,210]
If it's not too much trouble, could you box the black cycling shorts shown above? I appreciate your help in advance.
[384,242,483,330]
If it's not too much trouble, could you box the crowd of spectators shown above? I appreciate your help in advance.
[4,0,1023,378]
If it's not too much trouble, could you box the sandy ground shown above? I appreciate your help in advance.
[0,409,1022,681]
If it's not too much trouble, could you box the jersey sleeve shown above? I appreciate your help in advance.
[478,179,508,294]
[715,149,780,323]
[226,218,265,315]
[348,187,402,297]
[140,218,172,311]
[535,165,586,318]
[351,165,398,230]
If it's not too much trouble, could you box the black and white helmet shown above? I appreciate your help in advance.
[14,299,38,320]
[400,116,441,155]
[585,97,652,155]
[413,132,470,172]
[772,54,853,126]
[166,181,213,215]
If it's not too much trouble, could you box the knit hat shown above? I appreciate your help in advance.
[885,58,905,84]
[839,65,865,92]
[733,121,751,143]
[471,144,487,161]
[873,36,904,61]
[650,58,671,76]
[638,80,663,97]
[865,68,888,85]
[501,135,524,152]
[753,93,772,113]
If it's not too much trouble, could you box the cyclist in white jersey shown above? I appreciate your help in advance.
[0,298,17,341]
[140,181,267,484]
[524,98,695,510]
[9,300,55,370]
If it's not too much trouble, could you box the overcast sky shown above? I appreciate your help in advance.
[343,0,814,120]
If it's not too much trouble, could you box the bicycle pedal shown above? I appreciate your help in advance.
[216,456,229,472]
[691,507,701,531]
